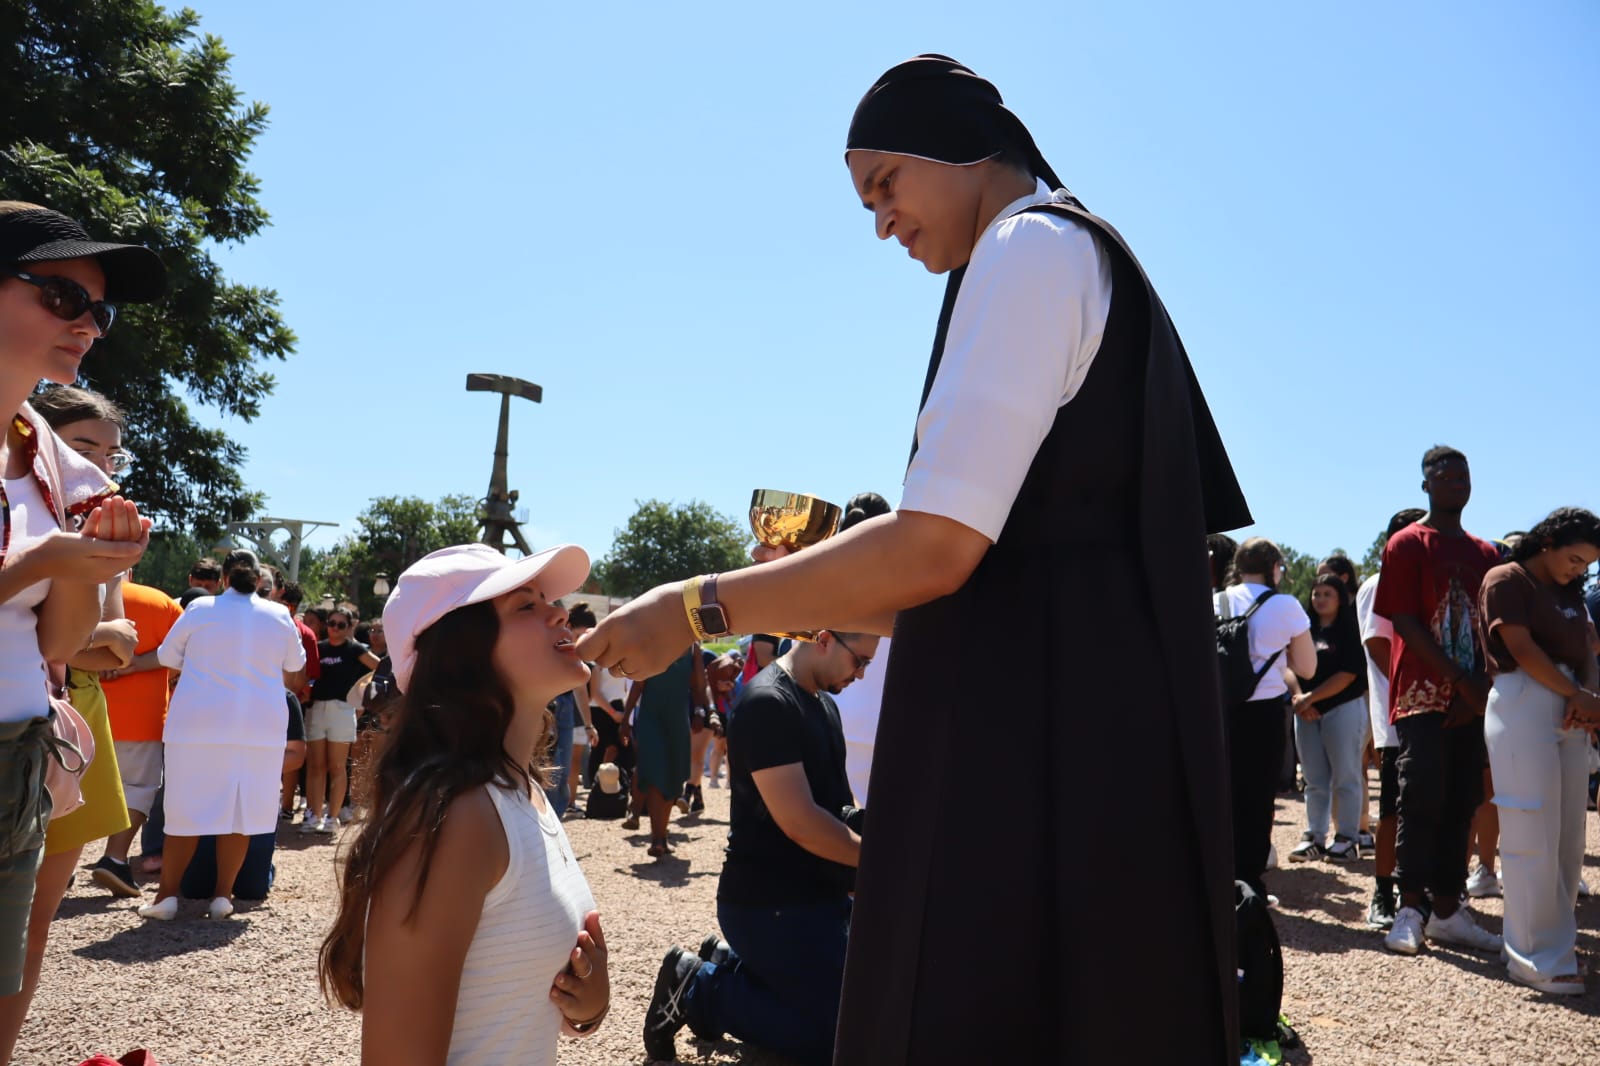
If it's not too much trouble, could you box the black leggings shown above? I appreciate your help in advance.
[1229,696,1287,897]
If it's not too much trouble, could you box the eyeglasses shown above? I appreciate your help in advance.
[9,272,116,336]
[326,621,349,630]
[829,632,872,673]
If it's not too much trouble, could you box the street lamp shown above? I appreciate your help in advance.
[318,592,335,611]
[373,573,391,597]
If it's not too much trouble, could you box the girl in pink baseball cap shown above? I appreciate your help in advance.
[320,543,611,1063]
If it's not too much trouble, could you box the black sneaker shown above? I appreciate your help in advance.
[1288,833,1322,863]
[643,946,700,1061]
[688,785,705,813]
[1366,885,1397,929]
[1325,835,1360,862]
[697,933,731,966]
[88,856,141,898]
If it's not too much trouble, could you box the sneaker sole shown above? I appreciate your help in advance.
[90,867,142,898]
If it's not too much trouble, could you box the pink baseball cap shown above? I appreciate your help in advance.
[383,542,590,690]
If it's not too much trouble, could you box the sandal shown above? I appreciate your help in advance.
[648,840,668,858]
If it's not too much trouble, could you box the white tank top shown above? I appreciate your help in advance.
[0,476,55,723]
[448,782,597,1066]
[594,666,626,705]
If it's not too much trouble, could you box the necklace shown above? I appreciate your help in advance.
[528,789,570,865]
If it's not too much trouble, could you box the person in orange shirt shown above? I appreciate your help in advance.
[86,578,182,896]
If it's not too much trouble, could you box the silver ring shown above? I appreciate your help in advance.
[577,962,594,980]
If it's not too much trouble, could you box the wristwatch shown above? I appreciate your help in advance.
[682,574,731,641]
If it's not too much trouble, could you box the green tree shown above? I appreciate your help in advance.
[1277,543,1318,605]
[595,499,750,598]
[301,495,480,621]
[1,1,294,540]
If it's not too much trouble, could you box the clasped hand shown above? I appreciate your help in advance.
[1562,689,1600,732]
[10,496,149,585]
[550,911,610,1034]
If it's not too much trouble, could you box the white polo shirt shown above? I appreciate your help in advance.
[158,588,306,749]
[899,181,1113,541]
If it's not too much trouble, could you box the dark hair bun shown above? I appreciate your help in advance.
[839,492,891,533]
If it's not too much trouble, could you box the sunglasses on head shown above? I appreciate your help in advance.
[9,271,116,336]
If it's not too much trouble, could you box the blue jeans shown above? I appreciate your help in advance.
[1294,694,1367,843]
[687,896,851,1066]
[544,695,575,817]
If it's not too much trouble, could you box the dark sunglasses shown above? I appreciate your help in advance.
[829,632,872,672]
[9,271,116,336]
[326,621,349,630]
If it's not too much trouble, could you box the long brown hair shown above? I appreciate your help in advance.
[318,599,552,1009]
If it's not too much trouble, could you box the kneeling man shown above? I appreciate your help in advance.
[644,629,875,1064]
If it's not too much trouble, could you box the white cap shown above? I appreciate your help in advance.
[382,543,590,691]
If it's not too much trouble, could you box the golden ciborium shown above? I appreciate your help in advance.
[749,490,842,641]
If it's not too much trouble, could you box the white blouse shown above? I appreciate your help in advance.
[0,476,54,723]
[899,180,1113,543]
[449,783,597,1066]
[158,589,306,748]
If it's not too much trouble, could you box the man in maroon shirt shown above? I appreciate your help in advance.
[1376,446,1504,956]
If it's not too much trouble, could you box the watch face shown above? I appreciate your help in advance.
[698,604,729,636]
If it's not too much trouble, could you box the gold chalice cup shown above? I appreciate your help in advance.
[749,490,842,552]
[748,490,842,643]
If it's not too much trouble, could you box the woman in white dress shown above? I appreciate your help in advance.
[141,549,307,920]
[320,544,611,1066]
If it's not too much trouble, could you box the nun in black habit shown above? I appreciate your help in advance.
[576,55,1251,1064]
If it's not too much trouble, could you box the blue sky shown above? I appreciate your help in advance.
[175,1,1597,570]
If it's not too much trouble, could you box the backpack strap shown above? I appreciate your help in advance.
[1239,589,1285,696]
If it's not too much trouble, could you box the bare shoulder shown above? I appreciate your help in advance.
[380,786,508,910]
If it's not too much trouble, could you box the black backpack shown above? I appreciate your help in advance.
[585,767,632,821]
[1235,880,1284,1041]
[1216,590,1283,708]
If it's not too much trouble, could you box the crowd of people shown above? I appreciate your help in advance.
[2,51,1597,1066]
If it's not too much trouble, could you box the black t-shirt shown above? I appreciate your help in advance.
[719,663,855,906]
[311,640,372,702]
[1299,612,1369,712]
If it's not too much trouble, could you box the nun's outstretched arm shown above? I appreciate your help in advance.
[574,511,988,680]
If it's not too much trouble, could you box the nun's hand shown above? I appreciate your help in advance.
[573,582,696,682]
[751,544,794,564]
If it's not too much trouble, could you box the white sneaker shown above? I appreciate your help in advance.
[1386,906,1426,955]
[1466,865,1501,898]
[314,814,335,835]
[1265,844,1279,870]
[299,814,320,834]
[138,896,178,922]
[339,805,355,824]
[206,896,234,920]
[1426,907,1503,953]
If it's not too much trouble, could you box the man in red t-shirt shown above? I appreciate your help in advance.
[1375,446,1504,957]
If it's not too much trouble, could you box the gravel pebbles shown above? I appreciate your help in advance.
[17,784,1599,1065]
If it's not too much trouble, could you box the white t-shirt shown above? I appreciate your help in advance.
[833,636,888,803]
[0,477,54,723]
[899,181,1113,541]
[1218,583,1310,701]
[158,588,307,748]
[1355,573,1396,748]
[450,783,596,1066]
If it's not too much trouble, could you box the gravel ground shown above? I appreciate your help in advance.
[18,781,1600,1065]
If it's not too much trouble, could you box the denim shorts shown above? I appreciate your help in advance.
[0,715,55,994]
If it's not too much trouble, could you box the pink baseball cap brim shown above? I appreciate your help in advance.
[383,542,591,691]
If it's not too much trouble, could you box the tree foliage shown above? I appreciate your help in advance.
[595,499,750,598]
[1,1,294,540]
[298,495,481,622]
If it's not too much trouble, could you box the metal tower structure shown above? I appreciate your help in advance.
[466,373,541,555]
